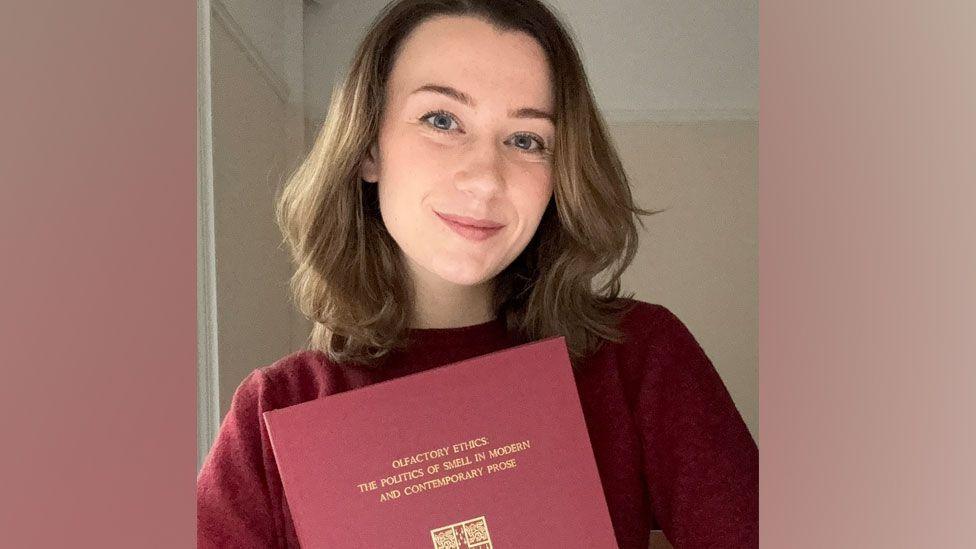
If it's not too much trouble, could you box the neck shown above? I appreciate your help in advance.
[408,270,496,330]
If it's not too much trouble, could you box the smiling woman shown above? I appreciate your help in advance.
[197,1,758,548]
[274,0,655,366]
[360,14,560,327]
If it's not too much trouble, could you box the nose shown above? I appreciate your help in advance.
[454,137,505,201]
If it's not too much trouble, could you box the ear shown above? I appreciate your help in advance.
[359,142,380,183]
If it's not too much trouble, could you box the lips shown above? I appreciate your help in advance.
[435,212,505,229]
[435,211,505,241]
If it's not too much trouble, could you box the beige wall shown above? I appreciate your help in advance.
[208,0,308,419]
[612,121,759,442]
[303,0,758,123]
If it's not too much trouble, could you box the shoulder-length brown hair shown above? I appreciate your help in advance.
[276,0,659,369]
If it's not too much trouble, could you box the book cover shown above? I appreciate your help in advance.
[263,336,619,548]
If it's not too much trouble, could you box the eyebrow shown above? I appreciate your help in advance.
[410,83,554,123]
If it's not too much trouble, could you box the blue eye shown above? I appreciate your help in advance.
[509,133,545,152]
[419,110,550,157]
[420,110,460,132]
[506,133,549,156]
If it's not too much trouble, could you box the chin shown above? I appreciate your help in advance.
[428,257,495,287]
[435,268,492,287]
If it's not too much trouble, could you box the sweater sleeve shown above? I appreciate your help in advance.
[635,306,758,548]
[197,369,284,548]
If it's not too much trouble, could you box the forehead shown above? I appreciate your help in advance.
[387,15,553,108]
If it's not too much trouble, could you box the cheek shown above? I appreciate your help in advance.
[376,136,431,203]
[375,137,445,246]
[384,132,456,187]
[512,166,554,218]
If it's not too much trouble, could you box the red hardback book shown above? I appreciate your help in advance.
[263,336,619,548]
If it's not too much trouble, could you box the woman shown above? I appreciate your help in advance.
[197,1,758,547]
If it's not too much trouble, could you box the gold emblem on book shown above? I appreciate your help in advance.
[430,515,493,548]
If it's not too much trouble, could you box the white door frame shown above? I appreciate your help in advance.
[197,0,220,474]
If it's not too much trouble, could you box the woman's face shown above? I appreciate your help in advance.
[360,15,555,290]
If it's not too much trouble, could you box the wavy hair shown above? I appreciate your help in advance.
[275,0,660,369]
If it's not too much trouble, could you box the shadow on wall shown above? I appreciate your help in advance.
[650,530,673,548]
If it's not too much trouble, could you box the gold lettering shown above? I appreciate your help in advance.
[379,468,425,487]
[486,458,517,474]
[356,480,378,493]
[391,447,450,469]
[487,440,531,459]
[442,456,473,470]
[401,467,485,496]
[451,436,489,454]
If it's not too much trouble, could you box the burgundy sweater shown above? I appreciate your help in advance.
[196,299,758,548]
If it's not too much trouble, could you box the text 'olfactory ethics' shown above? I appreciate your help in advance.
[355,436,532,502]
